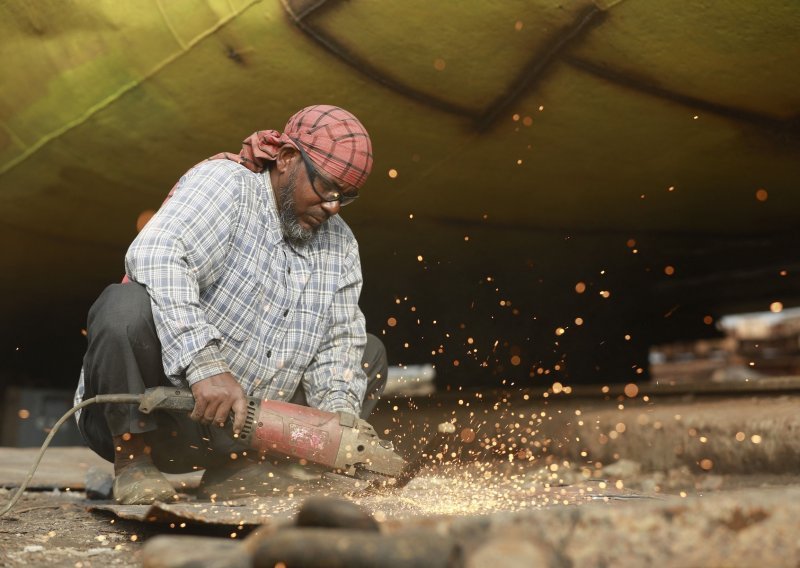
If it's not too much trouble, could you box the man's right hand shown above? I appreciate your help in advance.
[190,372,247,435]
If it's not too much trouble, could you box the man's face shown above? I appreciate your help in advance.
[277,150,357,247]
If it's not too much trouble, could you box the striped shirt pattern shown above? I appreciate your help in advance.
[76,160,367,415]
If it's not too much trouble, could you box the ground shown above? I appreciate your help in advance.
[0,488,147,567]
[2,390,800,566]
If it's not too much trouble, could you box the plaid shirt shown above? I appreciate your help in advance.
[76,160,367,415]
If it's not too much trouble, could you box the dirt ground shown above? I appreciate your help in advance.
[2,469,799,567]
[0,488,149,567]
[2,391,800,567]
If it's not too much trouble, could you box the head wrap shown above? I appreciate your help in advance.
[208,105,373,189]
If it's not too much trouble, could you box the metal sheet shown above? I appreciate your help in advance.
[90,497,300,526]
[88,477,654,526]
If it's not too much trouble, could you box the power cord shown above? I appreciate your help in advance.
[0,394,142,518]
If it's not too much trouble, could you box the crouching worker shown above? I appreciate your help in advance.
[74,105,387,504]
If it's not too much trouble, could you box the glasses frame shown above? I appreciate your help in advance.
[290,139,359,207]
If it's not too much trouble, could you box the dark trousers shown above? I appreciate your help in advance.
[78,283,388,473]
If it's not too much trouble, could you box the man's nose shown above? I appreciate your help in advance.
[321,200,341,217]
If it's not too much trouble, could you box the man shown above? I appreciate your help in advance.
[74,105,387,504]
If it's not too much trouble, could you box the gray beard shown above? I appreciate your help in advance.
[278,169,316,248]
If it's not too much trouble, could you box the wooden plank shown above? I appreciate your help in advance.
[0,447,112,489]
[0,446,201,490]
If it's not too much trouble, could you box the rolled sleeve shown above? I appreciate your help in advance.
[186,343,231,385]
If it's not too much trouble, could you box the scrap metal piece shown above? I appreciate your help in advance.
[89,498,298,526]
[295,496,379,531]
[143,535,250,568]
[251,528,463,568]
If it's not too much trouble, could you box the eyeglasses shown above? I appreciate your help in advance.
[291,138,359,207]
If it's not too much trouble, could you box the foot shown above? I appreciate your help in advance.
[112,460,178,505]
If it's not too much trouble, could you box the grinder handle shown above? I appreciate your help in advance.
[138,387,196,414]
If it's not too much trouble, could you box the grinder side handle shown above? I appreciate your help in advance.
[138,387,196,414]
[139,387,259,439]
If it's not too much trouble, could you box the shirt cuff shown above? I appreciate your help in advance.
[186,343,230,386]
[318,391,361,416]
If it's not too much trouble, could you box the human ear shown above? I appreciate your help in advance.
[275,146,299,174]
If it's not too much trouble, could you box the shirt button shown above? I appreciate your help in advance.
[283,309,289,317]
[267,350,272,358]
[288,267,292,274]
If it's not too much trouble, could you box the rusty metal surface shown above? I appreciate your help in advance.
[88,471,655,526]
[89,497,299,526]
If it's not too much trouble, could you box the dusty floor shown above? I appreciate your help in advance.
[2,390,800,566]
[0,488,148,567]
[2,467,800,567]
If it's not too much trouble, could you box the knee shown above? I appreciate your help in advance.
[87,283,153,341]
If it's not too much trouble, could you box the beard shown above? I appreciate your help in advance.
[278,168,316,248]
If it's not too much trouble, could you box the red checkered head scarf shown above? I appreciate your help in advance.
[210,105,373,189]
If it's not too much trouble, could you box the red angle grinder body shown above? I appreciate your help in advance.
[138,387,406,479]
